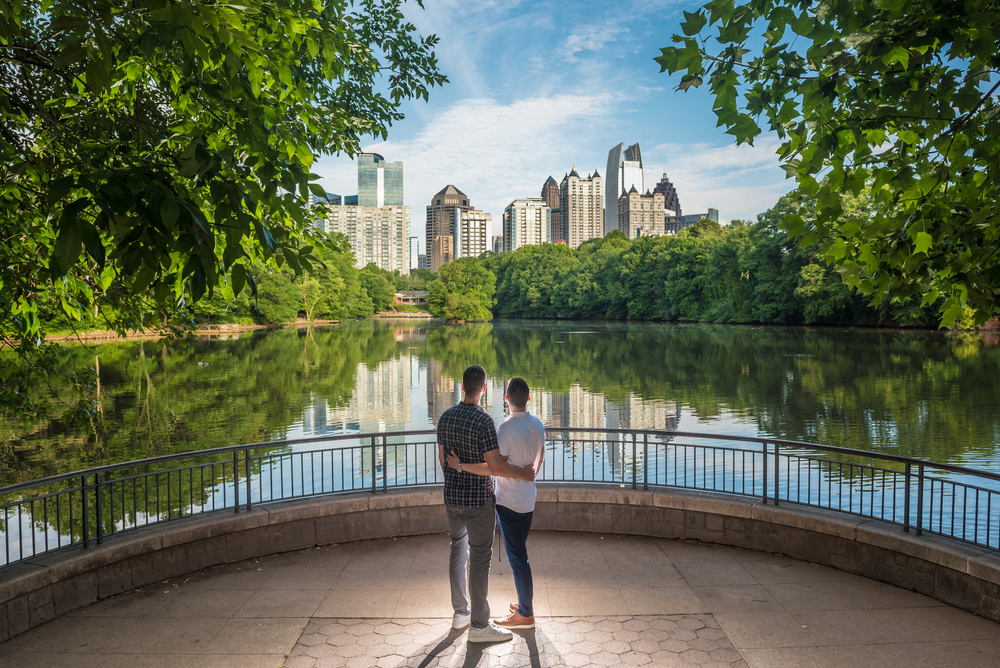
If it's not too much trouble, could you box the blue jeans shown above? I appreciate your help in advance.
[496,504,534,617]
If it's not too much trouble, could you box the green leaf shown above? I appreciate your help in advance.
[51,226,83,277]
[682,11,708,36]
[231,263,247,296]
[161,198,180,227]
[914,231,933,254]
[77,221,105,267]
[85,53,111,94]
[132,266,156,294]
[48,177,75,207]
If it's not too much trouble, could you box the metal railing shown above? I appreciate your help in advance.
[1,428,998,569]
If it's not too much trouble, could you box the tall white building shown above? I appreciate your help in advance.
[605,142,644,236]
[559,167,603,249]
[320,205,409,273]
[503,198,551,252]
[455,209,491,260]
[407,236,419,272]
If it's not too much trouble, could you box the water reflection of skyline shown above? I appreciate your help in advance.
[295,354,682,439]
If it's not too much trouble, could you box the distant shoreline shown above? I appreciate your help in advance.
[46,320,340,343]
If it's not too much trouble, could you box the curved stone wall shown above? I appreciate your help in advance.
[0,484,997,641]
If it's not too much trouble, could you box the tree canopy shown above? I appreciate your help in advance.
[0,0,445,417]
[656,0,1000,326]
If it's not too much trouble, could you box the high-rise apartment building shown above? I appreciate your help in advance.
[541,176,562,243]
[455,209,491,260]
[559,167,603,248]
[653,172,681,218]
[618,187,665,239]
[357,153,403,207]
[320,204,409,273]
[426,185,473,271]
[605,142,644,236]
[492,235,504,254]
[418,254,427,269]
[503,198,551,252]
[407,236,419,272]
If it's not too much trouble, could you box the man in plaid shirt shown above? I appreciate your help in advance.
[438,365,535,643]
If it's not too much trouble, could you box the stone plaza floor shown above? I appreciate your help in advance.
[1,531,999,667]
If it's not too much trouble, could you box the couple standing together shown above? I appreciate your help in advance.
[437,365,544,643]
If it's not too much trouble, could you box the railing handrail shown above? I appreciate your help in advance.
[3,427,998,497]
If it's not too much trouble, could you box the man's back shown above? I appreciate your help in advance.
[438,401,498,508]
[495,412,545,513]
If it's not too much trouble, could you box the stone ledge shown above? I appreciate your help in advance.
[0,484,998,642]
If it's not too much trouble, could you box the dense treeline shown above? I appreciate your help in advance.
[36,198,994,334]
[36,236,438,333]
[478,198,950,327]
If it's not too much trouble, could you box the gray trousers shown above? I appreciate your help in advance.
[446,498,496,629]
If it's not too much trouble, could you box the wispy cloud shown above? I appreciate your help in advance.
[563,23,631,62]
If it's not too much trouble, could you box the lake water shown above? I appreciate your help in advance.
[4,320,1000,562]
[4,320,999,486]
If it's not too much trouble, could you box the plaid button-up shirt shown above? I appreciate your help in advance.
[438,401,499,508]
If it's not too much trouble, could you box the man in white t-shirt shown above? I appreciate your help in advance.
[447,377,544,629]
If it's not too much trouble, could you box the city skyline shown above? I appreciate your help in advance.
[312,1,789,243]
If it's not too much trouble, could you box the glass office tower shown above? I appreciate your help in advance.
[358,153,403,208]
[605,142,644,236]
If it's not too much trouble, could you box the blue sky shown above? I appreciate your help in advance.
[314,0,794,245]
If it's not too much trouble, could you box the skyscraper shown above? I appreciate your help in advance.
[455,209,491,260]
[426,185,473,271]
[559,167,603,248]
[653,172,681,218]
[503,198,551,252]
[407,236,419,272]
[605,142,644,235]
[320,204,409,273]
[541,176,562,243]
[357,153,403,207]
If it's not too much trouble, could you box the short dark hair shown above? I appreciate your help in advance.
[462,365,487,396]
[506,377,530,407]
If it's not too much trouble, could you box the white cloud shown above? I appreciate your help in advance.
[313,93,614,242]
[563,23,630,62]
[644,137,792,221]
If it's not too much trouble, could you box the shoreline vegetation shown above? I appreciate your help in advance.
[36,197,1000,343]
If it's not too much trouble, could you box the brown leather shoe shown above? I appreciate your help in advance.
[494,610,535,629]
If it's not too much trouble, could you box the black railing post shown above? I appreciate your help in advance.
[643,433,648,491]
[245,449,253,511]
[904,462,912,533]
[371,436,378,494]
[95,472,104,545]
[774,442,780,506]
[382,435,388,492]
[916,464,924,536]
[81,474,90,548]
[761,441,768,504]
[233,450,240,513]
[632,433,637,490]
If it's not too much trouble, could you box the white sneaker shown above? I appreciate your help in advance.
[467,622,513,643]
[452,612,471,629]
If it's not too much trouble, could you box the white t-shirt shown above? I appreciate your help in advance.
[495,411,545,514]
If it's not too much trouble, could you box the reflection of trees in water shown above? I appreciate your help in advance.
[1,323,406,485]
[4,320,999,491]
[480,322,1000,467]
